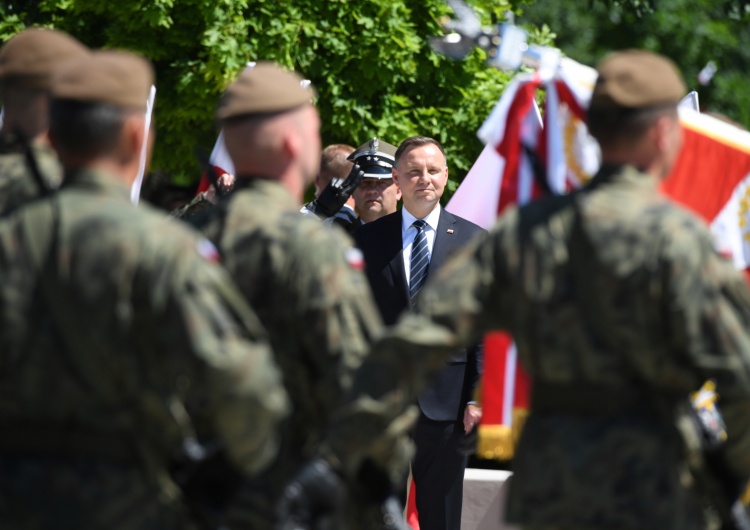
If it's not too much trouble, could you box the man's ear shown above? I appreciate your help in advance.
[282,128,300,161]
[119,113,147,165]
[651,114,673,154]
[392,168,401,189]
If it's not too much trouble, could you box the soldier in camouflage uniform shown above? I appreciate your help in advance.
[0,50,289,529]
[0,28,89,216]
[282,51,750,530]
[185,62,394,530]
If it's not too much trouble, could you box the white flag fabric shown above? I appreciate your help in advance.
[130,84,157,205]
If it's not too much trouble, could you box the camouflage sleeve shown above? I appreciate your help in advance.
[169,192,215,221]
[663,221,750,479]
[145,234,290,476]
[288,221,383,423]
[323,214,514,478]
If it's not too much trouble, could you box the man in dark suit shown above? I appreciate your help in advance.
[354,136,484,530]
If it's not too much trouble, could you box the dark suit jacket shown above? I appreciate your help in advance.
[355,207,484,422]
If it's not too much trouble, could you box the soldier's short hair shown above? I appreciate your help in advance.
[394,136,446,165]
[49,99,126,158]
[588,104,678,150]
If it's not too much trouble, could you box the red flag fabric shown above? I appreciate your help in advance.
[662,108,750,271]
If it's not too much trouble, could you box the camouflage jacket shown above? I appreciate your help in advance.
[0,168,289,529]
[189,177,384,529]
[0,135,62,217]
[327,164,750,530]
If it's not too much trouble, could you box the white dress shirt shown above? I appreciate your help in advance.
[402,204,441,285]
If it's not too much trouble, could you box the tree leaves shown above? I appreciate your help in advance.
[1,0,533,200]
[522,0,750,129]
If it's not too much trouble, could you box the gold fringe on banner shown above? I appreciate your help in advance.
[476,408,530,461]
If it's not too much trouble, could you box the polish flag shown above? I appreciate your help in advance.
[194,129,235,194]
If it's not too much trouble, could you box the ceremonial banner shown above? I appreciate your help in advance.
[662,107,750,276]
[446,58,599,461]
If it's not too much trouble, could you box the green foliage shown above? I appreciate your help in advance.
[520,0,750,128]
[1,0,551,200]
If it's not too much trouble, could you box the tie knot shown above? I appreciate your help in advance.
[413,219,426,231]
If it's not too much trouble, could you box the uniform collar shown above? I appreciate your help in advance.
[590,163,659,193]
[62,167,132,201]
[230,176,297,209]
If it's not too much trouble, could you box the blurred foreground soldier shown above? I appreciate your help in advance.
[0,27,88,215]
[283,50,750,530]
[350,138,402,224]
[188,62,396,530]
[0,51,289,529]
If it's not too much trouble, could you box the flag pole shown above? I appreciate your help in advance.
[130,85,157,205]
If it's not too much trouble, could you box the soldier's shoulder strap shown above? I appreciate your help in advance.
[19,198,101,392]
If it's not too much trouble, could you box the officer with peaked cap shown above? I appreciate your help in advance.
[185,62,399,530]
[0,50,289,529]
[0,27,89,216]
[283,50,750,530]
[350,137,402,224]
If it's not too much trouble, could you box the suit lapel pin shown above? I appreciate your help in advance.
[447,229,454,234]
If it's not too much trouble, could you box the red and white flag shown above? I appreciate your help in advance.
[446,57,598,461]
[662,108,750,280]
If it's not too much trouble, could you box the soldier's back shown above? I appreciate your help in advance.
[0,168,287,529]
[192,177,381,529]
[503,164,742,529]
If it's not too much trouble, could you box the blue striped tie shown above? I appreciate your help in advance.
[409,219,430,305]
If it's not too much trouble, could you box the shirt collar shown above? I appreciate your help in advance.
[402,203,441,233]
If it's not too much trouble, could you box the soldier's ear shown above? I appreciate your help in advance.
[118,112,147,169]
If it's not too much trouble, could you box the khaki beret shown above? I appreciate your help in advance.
[591,50,686,109]
[52,50,154,111]
[217,61,315,121]
[348,138,398,180]
[0,28,89,90]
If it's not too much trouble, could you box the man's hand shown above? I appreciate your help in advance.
[276,458,346,530]
[308,163,365,218]
[204,172,236,204]
[463,403,482,434]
